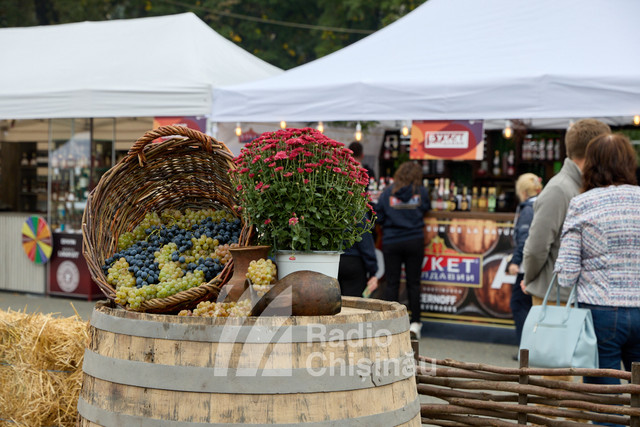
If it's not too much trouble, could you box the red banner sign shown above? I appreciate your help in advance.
[410,120,484,160]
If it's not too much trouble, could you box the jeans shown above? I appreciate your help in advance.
[580,303,640,427]
[510,273,532,345]
[383,237,424,324]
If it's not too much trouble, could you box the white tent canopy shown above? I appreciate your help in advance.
[210,0,640,124]
[0,13,281,119]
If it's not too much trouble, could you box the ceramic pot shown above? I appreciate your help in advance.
[250,270,342,316]
[274,250,342,280]
[221,245,271,302]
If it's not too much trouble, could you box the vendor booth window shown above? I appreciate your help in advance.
[49,118,116,232]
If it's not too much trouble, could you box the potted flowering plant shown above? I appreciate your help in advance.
[230,128,375,277]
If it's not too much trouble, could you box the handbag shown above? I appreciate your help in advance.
[519,273,599,369]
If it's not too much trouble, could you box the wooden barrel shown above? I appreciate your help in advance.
[78,296,420,426]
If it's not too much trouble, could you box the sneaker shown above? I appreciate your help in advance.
[409,322,422,340]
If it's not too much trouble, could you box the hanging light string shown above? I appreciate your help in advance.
[355,122,362,141]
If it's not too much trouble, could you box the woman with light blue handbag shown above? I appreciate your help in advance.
[554,133,640,425]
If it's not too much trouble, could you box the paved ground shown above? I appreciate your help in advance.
[0,289,520,368]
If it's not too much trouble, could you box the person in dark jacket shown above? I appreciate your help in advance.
[338,221,378,297]
[507,173,542,351]
[376,161,430,339]
[348,141,375,181]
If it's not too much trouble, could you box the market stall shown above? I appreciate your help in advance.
[0,13,282,295]
[208,0,640,340]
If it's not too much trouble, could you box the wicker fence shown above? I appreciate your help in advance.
[415,348,640,426]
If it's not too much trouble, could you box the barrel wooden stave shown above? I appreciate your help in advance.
[79,297,420,426]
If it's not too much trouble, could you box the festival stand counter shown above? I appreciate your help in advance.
[0,212,46,293]
[420,210,517,343]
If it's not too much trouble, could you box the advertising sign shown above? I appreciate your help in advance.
[410,120,484,160]
[421,215,515,328]
[48,232,102,300]
[239,128,260,143]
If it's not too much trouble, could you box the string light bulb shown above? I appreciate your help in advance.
[355,122,362,142]
[280,120,287,129]
[502,120,513,139]
[634,115,640,126]
[235,122,242,137]
[401,122,410,137]
[317,121,324,133]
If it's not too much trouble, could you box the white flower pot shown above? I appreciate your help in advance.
[275,251,342,280]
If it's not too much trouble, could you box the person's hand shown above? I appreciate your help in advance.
[366,276,378,292]
[520,279,528,295]
[507,263,519,276]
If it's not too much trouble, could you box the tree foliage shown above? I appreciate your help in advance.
[0,0,427,69]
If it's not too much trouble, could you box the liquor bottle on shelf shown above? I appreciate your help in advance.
[21,152,29,166]
[522,135,531,161]
[478,187,488,211]
[368,178,377,193]
[463,186,472,211]
[530,137,537,161]
[492,150,501,176]
[487,187,497,213]
[497,191,506,211]
[449,185,458,212]
[422,160,430,175]
[382,141,391,161]
[554,138,562,160]
[546,139,554,161]
[391,138,399,160]
[538,138,546,161]
[506,150,515,176]
[378,177,387,192]
[471,187,479,211]
[443,179,450,210]
[432,178,440,210]
[437,178,445,211]
[436,159,445,175]
[455,186,463,211]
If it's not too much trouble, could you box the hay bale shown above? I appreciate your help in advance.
[0,307,88,426]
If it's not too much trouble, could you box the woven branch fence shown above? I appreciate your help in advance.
[416,349,640,426]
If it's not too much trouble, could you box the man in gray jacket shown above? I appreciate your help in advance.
[521,119,611,304]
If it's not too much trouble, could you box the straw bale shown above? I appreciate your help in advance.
[0,307,88,427]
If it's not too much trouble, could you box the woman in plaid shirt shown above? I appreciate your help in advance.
[555,133,640,394]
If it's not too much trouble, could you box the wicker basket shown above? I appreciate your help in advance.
[82,125,251,314]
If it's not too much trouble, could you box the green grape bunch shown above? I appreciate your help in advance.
[247,258,277,297]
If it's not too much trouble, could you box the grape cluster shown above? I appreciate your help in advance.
[247,258,277,297]
[178,299,251,317]
[102,209,243,310]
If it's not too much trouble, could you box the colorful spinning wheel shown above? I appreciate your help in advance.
[21,216,53,264]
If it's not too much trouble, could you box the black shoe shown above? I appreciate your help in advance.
[512,354,519,361]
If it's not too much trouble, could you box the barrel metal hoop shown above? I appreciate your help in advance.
[90,308,409,343]
[82,349,416,393]
[77,395,420,427]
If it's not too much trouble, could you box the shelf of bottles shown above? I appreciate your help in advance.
[372,128,566,214]
[18,143,48,213]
